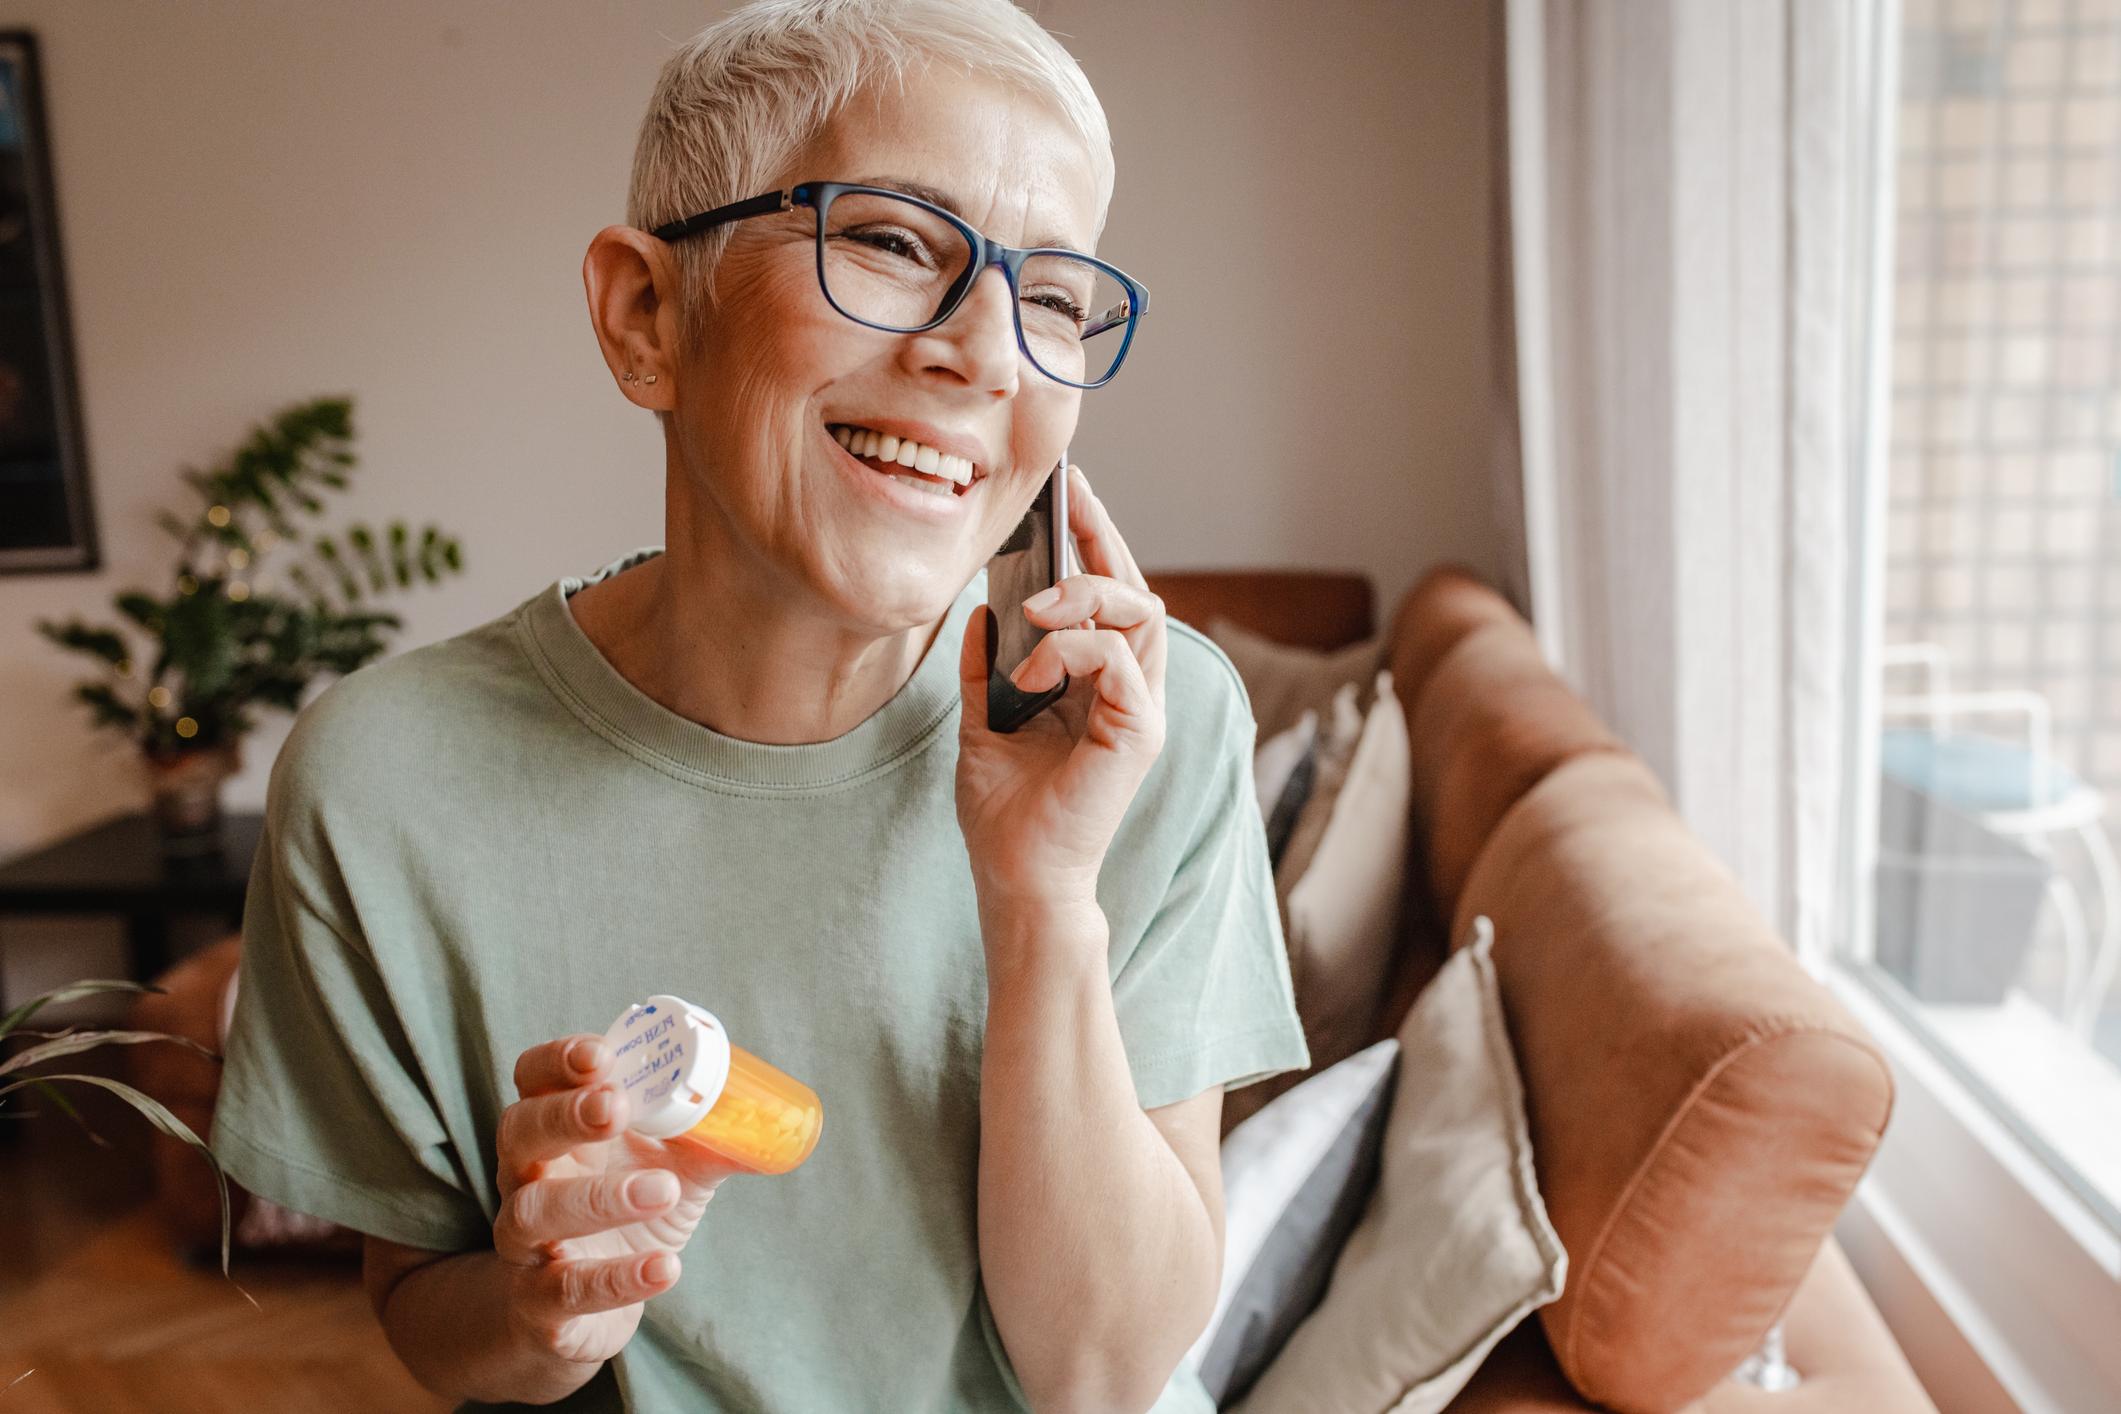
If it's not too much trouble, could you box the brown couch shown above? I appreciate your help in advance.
[135,563,1935,1412]
[1151,565,1934,1413]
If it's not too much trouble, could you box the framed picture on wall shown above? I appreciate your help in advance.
[0,29,96,574]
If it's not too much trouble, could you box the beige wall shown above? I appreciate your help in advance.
[0,0,1497,995]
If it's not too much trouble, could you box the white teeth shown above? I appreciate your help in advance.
[829,424,978,488]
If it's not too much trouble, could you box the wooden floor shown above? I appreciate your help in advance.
[0,1074,445,1414]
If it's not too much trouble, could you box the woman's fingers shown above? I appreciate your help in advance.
[497,1083,629,1192]
[516,1250,683,1330]
[1022,573,1167,707]
[494,1170,682,1266]
[1009,627,1161,741]
[513,1035,610,1099]
[1065,464,1145,589]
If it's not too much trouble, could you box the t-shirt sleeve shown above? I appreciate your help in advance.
[1111,649,1312,1112]
[211,791,491,1253]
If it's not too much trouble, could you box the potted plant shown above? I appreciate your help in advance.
[38,396,463,848]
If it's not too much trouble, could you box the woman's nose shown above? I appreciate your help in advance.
[906,263,1020,397]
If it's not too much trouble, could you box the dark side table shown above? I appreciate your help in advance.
[0,811,261,1016]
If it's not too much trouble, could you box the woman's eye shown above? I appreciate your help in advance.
[840,226,932,264]
[1025,291,1088,324]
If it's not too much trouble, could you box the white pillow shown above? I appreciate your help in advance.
[1275,670,1412,1075]
[1230,916,1567,1414]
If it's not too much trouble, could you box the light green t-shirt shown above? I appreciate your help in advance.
[213,547,1309,1413]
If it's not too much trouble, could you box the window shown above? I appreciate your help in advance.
[1854,0,2121,1241]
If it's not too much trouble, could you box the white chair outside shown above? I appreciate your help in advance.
[1880,642,2119,1038]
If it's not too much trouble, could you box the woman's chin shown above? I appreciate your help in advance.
[824,565,973,633]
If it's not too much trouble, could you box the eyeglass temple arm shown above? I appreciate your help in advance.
[649,188,800,243]
[1082,291,1143,340]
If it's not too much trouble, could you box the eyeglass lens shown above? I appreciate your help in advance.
[818,189,1131,386]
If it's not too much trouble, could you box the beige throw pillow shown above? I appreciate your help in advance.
[1207,617,1385,746]
[1273,669,1411,1074]
[1231,916,1567,1414]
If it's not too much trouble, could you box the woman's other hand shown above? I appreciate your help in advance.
[490,1033,740,1366]
[956,463,1168,919]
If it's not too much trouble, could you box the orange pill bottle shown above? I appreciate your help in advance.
[603,994,823,1175]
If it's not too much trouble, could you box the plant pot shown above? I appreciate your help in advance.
[144,744,241,851]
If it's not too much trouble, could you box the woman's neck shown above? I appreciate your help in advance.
[565,535,947,748]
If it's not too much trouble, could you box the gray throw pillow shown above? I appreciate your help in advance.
[1185,1037,1402,1406]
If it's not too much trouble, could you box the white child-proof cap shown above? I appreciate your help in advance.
[603,994,732,1139]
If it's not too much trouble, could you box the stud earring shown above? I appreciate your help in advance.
[621,370,636,382]
[643,374,659,385]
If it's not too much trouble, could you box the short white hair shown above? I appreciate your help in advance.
[628,0,1115,359]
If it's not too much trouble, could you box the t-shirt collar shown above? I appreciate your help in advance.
[520,546,982,793]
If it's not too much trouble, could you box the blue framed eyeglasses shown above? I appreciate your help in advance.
[650,181,1149,389]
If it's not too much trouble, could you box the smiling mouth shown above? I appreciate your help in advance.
[829,423,979,499]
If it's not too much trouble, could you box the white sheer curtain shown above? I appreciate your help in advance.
[1501,0,1890,968]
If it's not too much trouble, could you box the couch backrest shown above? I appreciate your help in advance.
[1378,565,1895,1411]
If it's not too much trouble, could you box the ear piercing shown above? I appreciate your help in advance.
[621,371,659,384]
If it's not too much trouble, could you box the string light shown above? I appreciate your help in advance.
[206,505,231,528]
[147,686,173,710]
[227,548,250,570]
[174,717,199,739]
[177,573,199,595]
[227,580,251,602]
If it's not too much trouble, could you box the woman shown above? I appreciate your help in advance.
[215,2,1307,1409]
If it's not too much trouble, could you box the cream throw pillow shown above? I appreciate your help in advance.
[1273,670,1411,1073]
[1207,617,1385,745]
[1230,917,1567,1414]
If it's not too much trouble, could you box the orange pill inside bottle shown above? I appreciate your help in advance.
[604,994,823,1176]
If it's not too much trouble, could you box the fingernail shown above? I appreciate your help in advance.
[583,1088,615,1126]
[629,1171,679,1208]
[1008,659,1032,687]
[568,1039,606,1073]
[643,1252,677,1284]
[1024,585,1062,612]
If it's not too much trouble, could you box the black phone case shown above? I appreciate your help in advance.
[985,467,1071,733]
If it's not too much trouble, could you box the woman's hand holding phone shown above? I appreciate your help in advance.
[956,463,1168,918]
[489,1034,741,1365]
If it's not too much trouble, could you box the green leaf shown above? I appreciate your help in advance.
[115,592,167,632]
[73,683,139,732]
[0,979,159,1040]
[39,619,130,666]
[24,1078,109,1147]
[0,1073,236,1281]
[0,1027,220,1077]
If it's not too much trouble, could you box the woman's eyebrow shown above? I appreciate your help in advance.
[849,174,1084,253]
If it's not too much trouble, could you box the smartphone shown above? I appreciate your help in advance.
[985,452,1073,734]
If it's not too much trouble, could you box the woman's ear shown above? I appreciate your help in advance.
[583,225,679,408]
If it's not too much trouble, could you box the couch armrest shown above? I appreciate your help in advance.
[1453,752,1894,1413]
